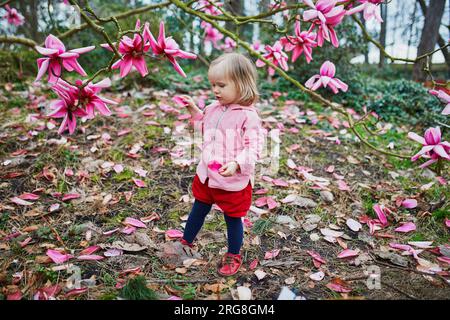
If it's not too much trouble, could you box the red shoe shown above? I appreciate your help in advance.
[217,253,242,276]
[181,239,193,248]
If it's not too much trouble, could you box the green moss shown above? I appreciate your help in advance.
[145,125,164,140]
[91,174,101,184]
[109,149,125,162]
[57,180,69,193]
[36,226,54,240]
[104,211,129,226]
[113,168,134,182]
[119,134,135,146]
[132,187,152,201]
[99,291,119,300]
[167,210,181,222]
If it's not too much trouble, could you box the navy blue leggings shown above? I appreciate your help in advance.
[182,199,243,255]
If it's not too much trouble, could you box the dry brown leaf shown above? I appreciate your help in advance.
[203,283,228,293]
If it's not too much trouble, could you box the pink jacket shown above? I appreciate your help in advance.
[190,101,265,192]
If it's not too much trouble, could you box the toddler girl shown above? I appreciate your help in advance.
[178,52,264,276]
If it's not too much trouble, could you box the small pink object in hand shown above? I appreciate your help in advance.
[172,95,189,107]
[208,160,222,172]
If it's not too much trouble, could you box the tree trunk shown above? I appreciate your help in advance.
[378,3,387,68]
[16,0,40,41]
[413,0,446,81]
[416,0,450,79]
[224,0,244,38]
[360,12,369,64]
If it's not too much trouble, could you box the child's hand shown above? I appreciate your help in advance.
[179,95,197,109]
[219,161,240,176]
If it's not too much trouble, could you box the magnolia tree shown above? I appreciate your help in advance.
[0,0,449,174]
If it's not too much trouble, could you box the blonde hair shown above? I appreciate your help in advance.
[208,53,259,106]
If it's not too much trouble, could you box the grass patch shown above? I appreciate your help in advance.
[386,155,415,170]
[408,233,426,242]
[36,226,54,240]
[100,271,117,287]
[0,212,9,230]
[181,283,197,300]
[99,291,119,300]
[203,218,226,231]
[57,179,69,193]
[252,218,274,235]
[119,276,158,300]
[432,207,450,221]
[55,147,80,167]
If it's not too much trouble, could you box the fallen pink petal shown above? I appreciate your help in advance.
[264,249,280,260]
[395,222,417,233]
[77,255,105,261]
[46,249,73,264]
[402,199,417,209]
[337,249,359,259]
[166,229,184,239]
[132,178,146,188]
[124,217,147,228]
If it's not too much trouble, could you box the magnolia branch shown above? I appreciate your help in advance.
[0,2,171,48]
[170,0,411,160]
[0,0,13,7]
[0,1,431,160]
[0,35,37,48]
[68,0,120,58]
[352,15,450,65]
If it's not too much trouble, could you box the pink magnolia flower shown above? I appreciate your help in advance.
[305,61,348,93]
[144,21,197,78]
[408,127,450,168]
[303,0,346,47]
[429,89,450,115]
[220,37,237,51]
[47,80,88,135]
[47,78,116,135]
[256,41,289,76]
[346,0,383,23]
[280,20,317,63]
[102,20,150,78]
[201,21,224,49]
[372,203,390,226]
[35,35,95,83]
[252,40,263,52]
[3,5,24,26]
[196,0,223,16]
[74,78,117,119]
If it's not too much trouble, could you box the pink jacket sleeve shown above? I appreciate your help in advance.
[235,112,265,176]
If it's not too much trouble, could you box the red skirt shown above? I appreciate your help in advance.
[192,174,252,218]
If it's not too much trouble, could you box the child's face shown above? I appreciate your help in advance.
[208,65,238,106]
